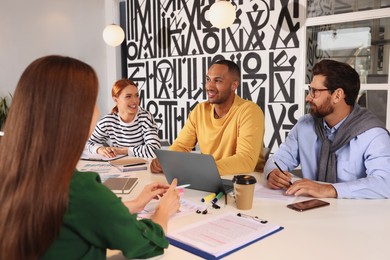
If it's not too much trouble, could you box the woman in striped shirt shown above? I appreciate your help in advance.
[87,79,161,158]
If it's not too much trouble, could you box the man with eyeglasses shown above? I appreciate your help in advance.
[264,59,390,199]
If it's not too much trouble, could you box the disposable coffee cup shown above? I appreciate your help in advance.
[232,175,257,210]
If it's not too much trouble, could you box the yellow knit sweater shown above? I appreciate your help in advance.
[170,95,265,175]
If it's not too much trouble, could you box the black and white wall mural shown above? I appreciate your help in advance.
[125,0,302,152]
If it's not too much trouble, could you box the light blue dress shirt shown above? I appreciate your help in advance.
[264,114,390,199]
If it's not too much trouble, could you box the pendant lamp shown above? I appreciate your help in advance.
[103,24,125,47]
[208,0,236,29]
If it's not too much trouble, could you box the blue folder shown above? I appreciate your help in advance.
[167,226,284,259]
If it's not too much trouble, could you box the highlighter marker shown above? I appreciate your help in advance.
[201,193,216,203]
[212,192,224,203]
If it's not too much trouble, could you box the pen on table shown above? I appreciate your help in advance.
[175,184,191,190]
[212,191,224,204]
[80,158,104,162]
[123,162,147,167]
[273,159,293,186]
[201,193,216,203]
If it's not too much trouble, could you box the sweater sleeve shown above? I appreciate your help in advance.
[67,172,168,259]
[169,107,198,152]
[86,118,109,154]
[131,110,161,158]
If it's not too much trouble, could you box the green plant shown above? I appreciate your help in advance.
[0,94,11,130]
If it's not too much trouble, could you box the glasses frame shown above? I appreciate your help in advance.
[308,86,331,98]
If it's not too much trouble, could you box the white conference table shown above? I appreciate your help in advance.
[77,160,390,260]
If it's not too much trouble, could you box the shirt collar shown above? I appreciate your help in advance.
[322,115,348,142]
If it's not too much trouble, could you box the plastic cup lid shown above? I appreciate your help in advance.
[232,175,257,185]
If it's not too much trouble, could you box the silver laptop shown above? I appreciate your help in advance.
[155,150,233,194]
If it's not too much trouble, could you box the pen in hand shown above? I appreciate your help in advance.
[273,159,293,186]
[175,184,191,189]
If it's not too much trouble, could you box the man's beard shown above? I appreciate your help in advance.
[308,97,334,118]
[207,90,230,105]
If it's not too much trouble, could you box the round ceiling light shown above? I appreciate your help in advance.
[208,1,236,29]
[102,24,125,47]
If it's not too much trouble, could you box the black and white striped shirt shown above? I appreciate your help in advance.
[87,107,161,158]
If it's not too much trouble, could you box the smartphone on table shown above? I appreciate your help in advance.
[287,199,330,212]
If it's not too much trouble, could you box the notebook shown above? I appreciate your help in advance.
[103,177,138,194]
[155,150,233,194]
[80,150,127,161]
[109,157,148,172]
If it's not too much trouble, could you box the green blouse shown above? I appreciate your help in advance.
[41,171,169,259]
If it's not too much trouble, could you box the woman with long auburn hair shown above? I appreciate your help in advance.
[0,55,179,259]
[87,79,161,159]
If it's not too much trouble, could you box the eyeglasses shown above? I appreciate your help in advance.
[308,86,330,98]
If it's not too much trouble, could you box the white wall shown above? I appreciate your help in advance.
[0,0,117,114]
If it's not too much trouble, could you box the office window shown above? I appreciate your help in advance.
[358,90,388,124]
[306,17,390,84]
[304,0,390,128]
[307,0,390,17]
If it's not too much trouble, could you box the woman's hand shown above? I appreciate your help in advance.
[97,146,127,158]
[97,146,117,158]
[151,179,181,233]
[124,182,169,214]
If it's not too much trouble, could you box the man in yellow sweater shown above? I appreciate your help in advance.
[151,59,265,175]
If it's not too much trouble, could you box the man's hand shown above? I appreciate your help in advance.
[286,179,337,198]
[267,169,292,189]
[150,158,163,173]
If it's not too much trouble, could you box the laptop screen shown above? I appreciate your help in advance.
[155,150,233,194]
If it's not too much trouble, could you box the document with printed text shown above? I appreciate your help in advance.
[167,212,283,259]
